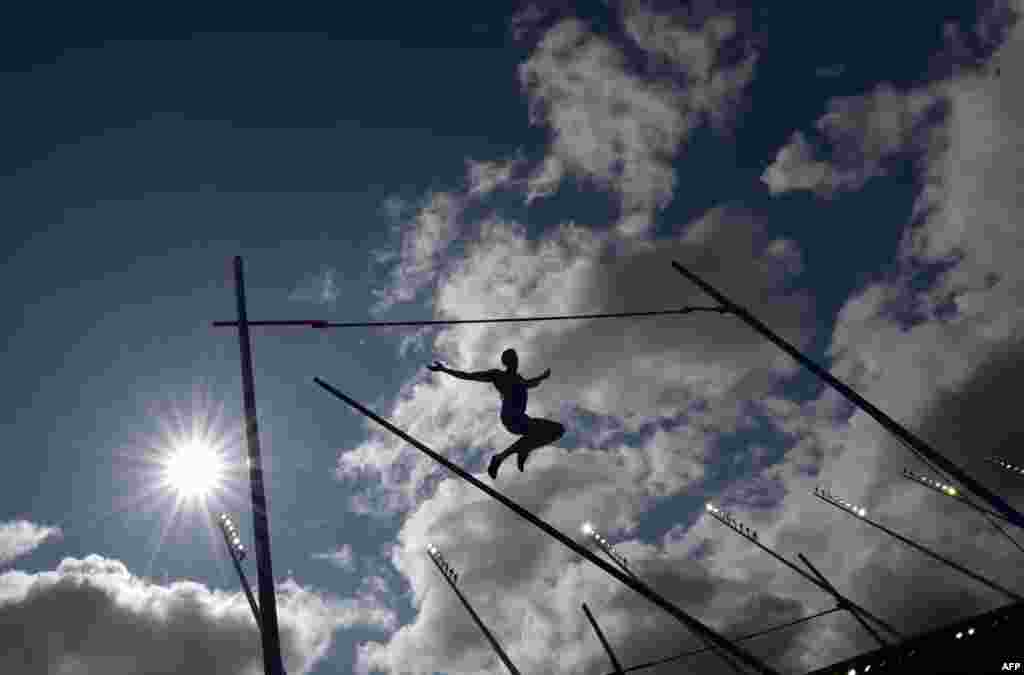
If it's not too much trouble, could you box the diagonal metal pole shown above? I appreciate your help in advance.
[427,553,521,675]
[902,468,1024,530]
[582,603,624,675]
[813,490,1024,602]
[671,260,1024,532]
[604,605,843,675]
[796,554,887,648]
[313,376,779,675]
[234,256,287,675]
[218,524,263,634]
[705,507,902,639]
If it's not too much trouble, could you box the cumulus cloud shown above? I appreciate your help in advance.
[0,554,395,675]
[465,156,525,199]
[0,520,61,565]
[520,3,758,236]
[372,192,464,313]
[762,83,945,197]
[313,544,356,572]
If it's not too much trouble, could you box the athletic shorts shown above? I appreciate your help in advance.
[502,414,532,435]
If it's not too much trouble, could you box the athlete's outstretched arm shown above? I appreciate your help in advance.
[427,361,497,382]
[525,368,551,388]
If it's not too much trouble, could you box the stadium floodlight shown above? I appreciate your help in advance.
[902,468,959,496]
[218,512,247,560]
[902,468,1024,531]
[425,545,517,674]
[987,455,1024,476]
[216,512,261,633]
[427,544,458,585]
[814,487,868,518]
[813,488,1024,602]
[705,503,760,542]
[580,522,635,580]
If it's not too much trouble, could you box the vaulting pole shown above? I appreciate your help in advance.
[313,376,780,675]
[671,260,1024,532]
[234,257,286,675]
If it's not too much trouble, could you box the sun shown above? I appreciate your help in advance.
[162,438,226,499]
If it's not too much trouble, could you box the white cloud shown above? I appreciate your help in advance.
[372,192,464,313]
[313,544,356,572]
[0,554,395,675]
[520,3,758,236]
[762,83,944,197]
[0,520,61,564]
[465,156,524,198]
[290,266,339,306]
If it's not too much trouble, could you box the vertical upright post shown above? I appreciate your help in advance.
[671,260,1024,532]
[582,603,624,675]
[234,256,286,675]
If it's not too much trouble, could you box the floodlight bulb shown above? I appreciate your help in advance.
[956,632,963,639]
[848,668,856,675]
[865,665,871,672]
[858,508,867,517]
[968,628,974,635]
[581,522,595,536]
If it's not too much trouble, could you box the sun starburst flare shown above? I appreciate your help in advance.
[162,438,226,499]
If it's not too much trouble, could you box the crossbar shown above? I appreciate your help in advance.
[212,306,728,330]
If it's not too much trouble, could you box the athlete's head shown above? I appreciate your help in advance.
[501,348,518,371]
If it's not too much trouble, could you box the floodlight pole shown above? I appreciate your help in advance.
[813,490,1024,602]
[427,553,521,675]
[218,523,263,633]
[313,377,780,675]
[796,554,887,649]
[705,507,902,640]
[582,603,624,675]
[234,256,287,675]
[671,261,1024,532]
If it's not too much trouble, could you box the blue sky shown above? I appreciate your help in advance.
[1,2,1022,674]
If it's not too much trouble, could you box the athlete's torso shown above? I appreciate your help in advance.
[491,370,528,420]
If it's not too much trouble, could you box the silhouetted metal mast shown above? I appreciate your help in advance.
[426,545,521,675]
[704,503,902,644]
[671,260,1024,532]
[233,257,286,675]
[582,603,625,675]
[217,512,262,633]
[814,487,1024,602]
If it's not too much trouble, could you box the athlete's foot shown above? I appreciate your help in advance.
[517,450,531,472]
[488,455,501,480]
